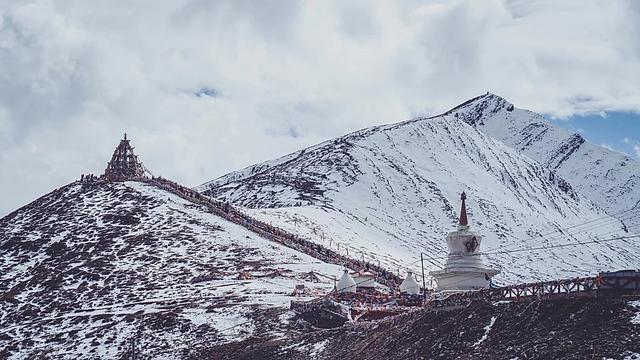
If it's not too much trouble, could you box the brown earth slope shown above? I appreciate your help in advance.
[196,296,640,360]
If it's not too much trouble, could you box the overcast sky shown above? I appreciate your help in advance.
[1,0,640,216]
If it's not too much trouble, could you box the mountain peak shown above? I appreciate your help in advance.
[199,103,639,285]
[443,93,514,126]
[442,94,639,228]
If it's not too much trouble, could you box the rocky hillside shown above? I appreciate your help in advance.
[447,93,640,232]
[196,296,640,360]
[198,107,639,285]
[0,181,343,359]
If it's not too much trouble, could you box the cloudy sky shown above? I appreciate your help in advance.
[1,0,640,216]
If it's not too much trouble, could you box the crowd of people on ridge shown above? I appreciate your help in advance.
[144,176,403,289]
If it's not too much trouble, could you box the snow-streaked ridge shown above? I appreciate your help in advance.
[199,110,639,285]
[447,92,640,232]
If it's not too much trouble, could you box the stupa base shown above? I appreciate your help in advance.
[430,268,499,291]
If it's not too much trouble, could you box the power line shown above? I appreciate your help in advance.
[407,207,640,268]
[483,234,639,257]
[485,211,636,253]
[484,207,640,253]
[405,209,638,268]
[413,234,640,261]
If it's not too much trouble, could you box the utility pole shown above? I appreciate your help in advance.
[421,253,427,302]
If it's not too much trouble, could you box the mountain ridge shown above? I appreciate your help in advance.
[198,98,639,285]
[446,93,640,230]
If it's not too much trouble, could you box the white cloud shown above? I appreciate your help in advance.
[1,0,640,215]
[600,143,615,152]
[620,138,640,158]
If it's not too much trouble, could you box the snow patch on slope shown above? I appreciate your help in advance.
[473,315,497,348]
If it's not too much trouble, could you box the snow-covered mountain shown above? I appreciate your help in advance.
[446,93,640,232]
[0,181,341,359]
[198,97,640,285]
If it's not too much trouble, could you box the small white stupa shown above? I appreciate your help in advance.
[336,270,357,293]
[400,271,420,295]
[352,270,376,290]
[430,192,500,290]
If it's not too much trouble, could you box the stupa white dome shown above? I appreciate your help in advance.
[337,269,357,293]
[400,271,420,295]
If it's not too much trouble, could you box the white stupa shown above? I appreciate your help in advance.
[400,271,420,295]
[352,270,376,290]
[336,270,357,293]
[430,192,500,290]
